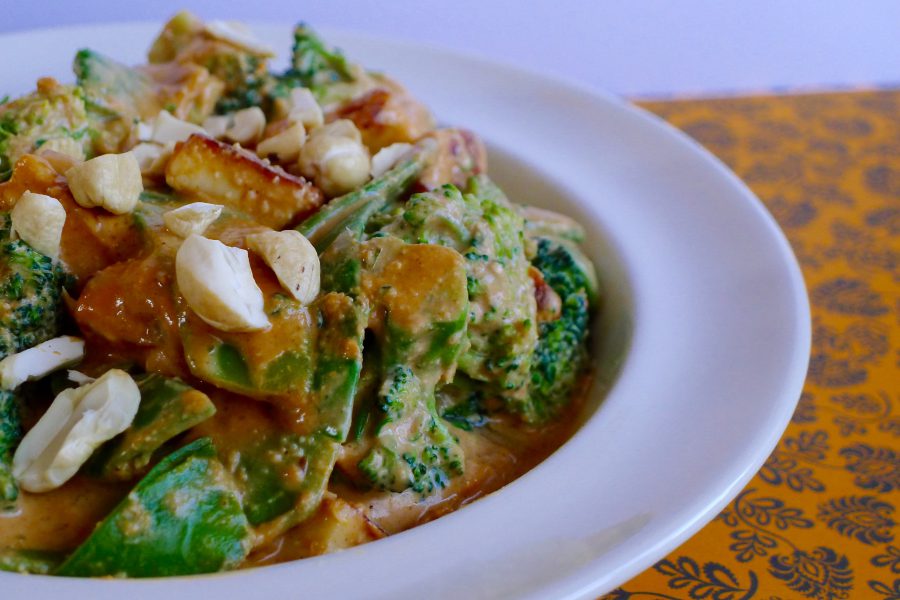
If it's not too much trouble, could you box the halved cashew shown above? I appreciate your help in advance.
[65,152,143,215]
[288,87,324,129]
[225,107,266,145]
[151,110,206,144]
[298,119,371,197]
[205,20,274,57]
[38,137,85,162]
[371,143,413,178]
[257,121,306,162]
[163,202,223,237]
[136,120,154,142]
[247,230,320,304]
[12,369,140,493]
[0,336,84,391]
[67,370,95,386]
[131,142,175,177]
[202,114,230,138]
[176,234,270,332]
[10,191,67,258]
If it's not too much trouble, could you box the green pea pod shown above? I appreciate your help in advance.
[57,438,251,577]
[313,293,365,440]
[88,374,216,481]
[0,389,21,508]
[296,139,437,253]
[0,549,64,575]
[180,293,317,405]
[236,433,338,530]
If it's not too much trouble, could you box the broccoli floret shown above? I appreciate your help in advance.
[437,375,490,432]
[143,11,270,115]
[206,52,268,114]
[268,23,382,111]
[270,24,357,105]
[378,177,538,412]
[0,223,67,359]
[525,236,597,422]
[0,81,90,180]
[0,389,22,507]
[358,365,463,494]
[337,239,469,496]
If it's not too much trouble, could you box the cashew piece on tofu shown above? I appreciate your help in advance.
[203,107,266,145]
[10,191,67,259]
[175,234,270,332]
[247,230,320,304]
[151,110,206,144]
[298,119,371,197]
[131,142,175,177]
[12,369,140,492]
[65,152,143,215]
[257,121,306,162]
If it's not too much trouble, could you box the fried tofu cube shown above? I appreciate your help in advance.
[165,134,323,228]
[327,77,435,152]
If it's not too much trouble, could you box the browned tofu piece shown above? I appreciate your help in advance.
[141,62,224,124]
[0,154,146,281]
[328,77,435,152]
[165,134,324,229]
[247,493,384,566]
[417,128,488,191]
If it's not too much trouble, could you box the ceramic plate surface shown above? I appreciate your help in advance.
[0,22,810,600]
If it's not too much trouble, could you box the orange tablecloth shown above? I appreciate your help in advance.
[604,91,899,599]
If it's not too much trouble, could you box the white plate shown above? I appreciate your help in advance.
[0,23,810,600]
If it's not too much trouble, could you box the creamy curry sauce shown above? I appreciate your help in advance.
[1,377,588,565]
[0,156,590,566]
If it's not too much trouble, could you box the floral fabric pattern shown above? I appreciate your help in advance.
[608,90,899,599]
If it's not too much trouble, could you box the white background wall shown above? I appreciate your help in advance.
[4,1,900,98]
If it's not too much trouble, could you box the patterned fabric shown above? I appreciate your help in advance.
[605,91,899,600]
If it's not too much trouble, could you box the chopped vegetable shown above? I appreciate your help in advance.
[0,79,90,182]
[525,236,597,421]
[57,438,251,577]
[378,177,539,415]
[0,390,21,507]
[89,374,216,480]
[0,14,599,577]
[0,222,68,360]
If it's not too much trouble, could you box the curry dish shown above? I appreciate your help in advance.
[0,13,598,577]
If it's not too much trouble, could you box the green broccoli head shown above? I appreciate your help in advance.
[279,24,355,98]
[524,236,597,422]
[358,365,464,494]
[378,177,539,411]
[0,230,67,359]
[0,81,90,180]
[144,12,270,115]
[342,239,469,496]
[268,23,364,108]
